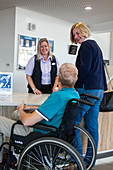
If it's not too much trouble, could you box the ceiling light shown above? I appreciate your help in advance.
[85,6,92,10]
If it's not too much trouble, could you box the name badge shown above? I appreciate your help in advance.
[52,63,56,65]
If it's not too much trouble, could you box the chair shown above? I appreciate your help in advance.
[0,96,97,170]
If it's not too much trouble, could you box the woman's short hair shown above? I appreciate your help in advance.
[37,38,51,59]
[59,63,78,88]
[70,22,91,44]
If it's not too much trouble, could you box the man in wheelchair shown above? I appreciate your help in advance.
[0,63,80,168]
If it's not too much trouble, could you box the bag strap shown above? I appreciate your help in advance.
[104,62,113,90]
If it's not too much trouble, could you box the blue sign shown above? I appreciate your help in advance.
[0,72,13,94]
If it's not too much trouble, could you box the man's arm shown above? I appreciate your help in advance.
[18,102,43,126]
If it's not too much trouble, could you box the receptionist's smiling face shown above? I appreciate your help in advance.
[72,28,85,44]
[40,41,49,56]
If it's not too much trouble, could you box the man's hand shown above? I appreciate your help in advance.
[17,101,25,112]
[17,102,43,126]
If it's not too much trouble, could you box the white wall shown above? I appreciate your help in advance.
[93,32,110,60]
[0,8,15,72]
[110,32,113,65]
[90,21,113,33]
[14,7,77,93]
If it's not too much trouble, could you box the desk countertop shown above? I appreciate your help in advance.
[0,93,50,106]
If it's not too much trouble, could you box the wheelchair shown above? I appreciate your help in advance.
[0,93,98,170]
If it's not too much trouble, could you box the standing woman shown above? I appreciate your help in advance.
[70,22,107,165]
[26,38,59,94]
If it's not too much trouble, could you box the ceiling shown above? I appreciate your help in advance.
[0,0,113,29]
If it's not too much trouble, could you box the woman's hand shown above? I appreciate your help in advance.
[52,87,58,92]
[33,88,42,95]
[26,75,42,95]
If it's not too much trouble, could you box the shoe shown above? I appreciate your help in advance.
[55,157,69,168]
[3,152,17,169]
[2,152,8,164]
[58,151,66,159]
[63,162,77,170]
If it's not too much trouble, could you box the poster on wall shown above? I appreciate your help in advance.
[68,45,78,55]
[17,35,37,69]
[48,40,54,53]
[0,72,13,94]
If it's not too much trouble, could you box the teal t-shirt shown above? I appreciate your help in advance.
[34,88,80,134]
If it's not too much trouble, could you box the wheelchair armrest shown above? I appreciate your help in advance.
[10,120,57,139]
[32,123,57,132]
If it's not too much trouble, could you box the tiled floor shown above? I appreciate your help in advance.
[94,156,113,169]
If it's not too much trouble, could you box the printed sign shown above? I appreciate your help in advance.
[0,72,13,94]
[17,35,37,69]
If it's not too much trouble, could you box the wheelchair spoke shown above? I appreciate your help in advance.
[39,145,46,167]
[45,144,53,168]
[53,147,62,164]
[49,144,53,167]
[28,152,43,164]
[21,159,38,170]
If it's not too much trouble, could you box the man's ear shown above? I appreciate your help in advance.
[58,75,62,90]
[76,76,78,82]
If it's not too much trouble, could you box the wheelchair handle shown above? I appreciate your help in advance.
[69,98,94,107]
[80,93,99,100]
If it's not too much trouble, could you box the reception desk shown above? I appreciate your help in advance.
[0,93,50,106]
[98,65,113,154]
[0,93,49,117]
[98,111,113,152]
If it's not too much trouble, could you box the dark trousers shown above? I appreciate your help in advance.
[41,84,52,94]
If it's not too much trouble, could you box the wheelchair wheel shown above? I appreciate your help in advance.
[73,124,96,170]
[17,137,86,170]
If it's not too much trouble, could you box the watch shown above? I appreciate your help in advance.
[32,88,35,91]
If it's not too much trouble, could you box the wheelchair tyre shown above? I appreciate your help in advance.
[17,137,86,170]
[74,124,96,170]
